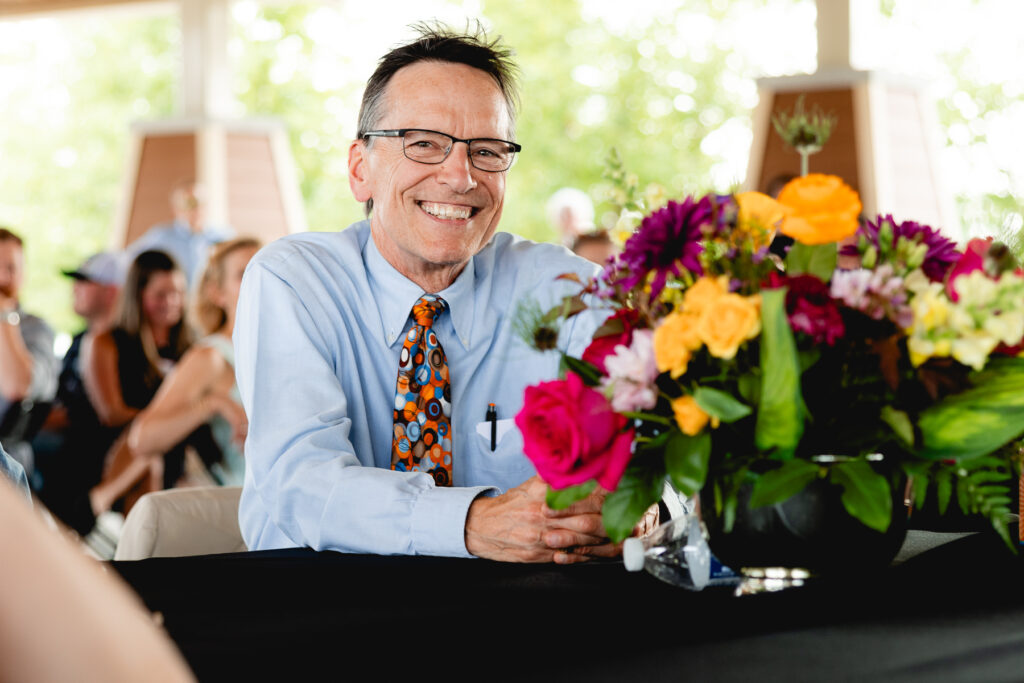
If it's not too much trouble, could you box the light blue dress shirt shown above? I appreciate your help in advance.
[127,220,233,286]
[235,220,602,557]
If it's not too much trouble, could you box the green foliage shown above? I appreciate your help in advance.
[749,459,819,508]
[545,480,596,510]
[754,287,804,456]
[602,460,665,543]
[664,430,711,496]
[693,386,751,423]
[785,243,837,281]
[831,459,892,533]
[916,357,1024,460]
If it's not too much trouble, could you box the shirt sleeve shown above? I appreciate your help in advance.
[22,317,57,403]
[235,260,491,557]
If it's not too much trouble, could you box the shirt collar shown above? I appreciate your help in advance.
[363,228,475,351]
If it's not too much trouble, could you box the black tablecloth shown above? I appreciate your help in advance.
[112,532,1024,682]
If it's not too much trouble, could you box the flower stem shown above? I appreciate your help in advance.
[622,411,673,425]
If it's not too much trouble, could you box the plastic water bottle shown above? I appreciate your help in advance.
[624,513,738,590]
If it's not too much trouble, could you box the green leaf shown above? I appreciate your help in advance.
[910,473,929,510]
[562,355,603,386]
[754,288,805,456]
[694,386,752,423]
[737,373,760,405]
[831,460,892,533]
[664,431,711,496]
[936,469,952,514]
[785,242,837,281]
[602,466,665,543]
[545,481,596,510]
[880,406,915,447]
[917,357,1024,460]
[749,459,820,508]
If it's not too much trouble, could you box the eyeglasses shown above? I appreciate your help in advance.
[360,128,522,172]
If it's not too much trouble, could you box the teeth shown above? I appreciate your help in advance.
[420,201,472,220]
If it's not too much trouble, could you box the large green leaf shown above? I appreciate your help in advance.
[754,288,805,457]
[749,459,820,507]
[545,480,596,510]
[917,357,1024,460]
[831,460,892,533]
[602,466,665,543]
[664,431,711,496]
[562,355,603,386]
[785,242,837,281]
[694,387,752,423]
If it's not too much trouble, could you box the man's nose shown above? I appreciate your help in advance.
[435,142,478,194]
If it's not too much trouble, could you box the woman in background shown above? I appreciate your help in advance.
[84,250,193,516]
[129,238,260,486]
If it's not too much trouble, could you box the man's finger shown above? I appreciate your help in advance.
[542,529,606,549]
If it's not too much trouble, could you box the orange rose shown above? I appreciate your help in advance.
[777,174,862,245]
[654,310,701,378]
[672,395,712,436]
[697,293,761,359]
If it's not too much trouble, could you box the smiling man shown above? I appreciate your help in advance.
[235,25,618,562]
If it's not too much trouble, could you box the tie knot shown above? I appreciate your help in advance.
[411,295,447,328]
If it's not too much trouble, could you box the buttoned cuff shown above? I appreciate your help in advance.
[411,485,497,558]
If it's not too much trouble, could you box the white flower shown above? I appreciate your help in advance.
[601,329,659,413]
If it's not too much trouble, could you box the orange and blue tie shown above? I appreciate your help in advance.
[391,295,453,486]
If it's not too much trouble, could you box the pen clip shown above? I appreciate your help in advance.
[486,403,497,451]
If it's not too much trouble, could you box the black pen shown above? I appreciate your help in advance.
[486,403,497,451]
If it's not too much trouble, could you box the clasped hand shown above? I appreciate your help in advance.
[465,475,656,564]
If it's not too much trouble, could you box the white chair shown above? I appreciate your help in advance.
[114,486,246,560]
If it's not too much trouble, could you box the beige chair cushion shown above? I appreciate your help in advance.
[114,486,246,560]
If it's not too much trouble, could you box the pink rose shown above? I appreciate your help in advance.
[581,309,640,373]
[515,372,634,491]
[946,237,991,302]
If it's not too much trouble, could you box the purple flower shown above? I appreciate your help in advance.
[831,265,914,328]
[606,196,711,299]
[846,215,961,282]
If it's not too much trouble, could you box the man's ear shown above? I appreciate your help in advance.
[348,139,372,203]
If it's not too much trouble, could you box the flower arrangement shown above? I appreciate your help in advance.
[516,172,1024,550]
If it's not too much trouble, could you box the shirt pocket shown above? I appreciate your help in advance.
[472,418,533,480]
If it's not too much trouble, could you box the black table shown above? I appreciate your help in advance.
[112,532,1024,682]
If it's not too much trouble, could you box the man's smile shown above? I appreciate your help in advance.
[417,200,477,221]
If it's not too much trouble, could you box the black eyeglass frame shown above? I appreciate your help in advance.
[360,128,523,172]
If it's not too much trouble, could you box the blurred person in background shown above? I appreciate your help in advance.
[0,227,58,479]
[127,180,233,288]
[571,229,618,266]
[546,186,595,247]
[35,252,124,522]
[129,238,261,487]
[79,250,196,533]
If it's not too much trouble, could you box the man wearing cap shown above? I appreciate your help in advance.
[0,228,58,478]
[35,252,124,530]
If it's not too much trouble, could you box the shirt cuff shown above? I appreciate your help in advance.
[411,485,496,558]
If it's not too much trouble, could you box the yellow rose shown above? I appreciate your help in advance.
[736,191,790,248]
[654,310,701,378]
[682,276,728,319]
[777,174,862,245]
[697,293,761,360]
[672,395,712,436]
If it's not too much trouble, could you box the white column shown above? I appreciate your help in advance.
[816,0,851,71]
[179,0,231,118]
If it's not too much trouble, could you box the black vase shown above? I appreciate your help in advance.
[700,473,908,575]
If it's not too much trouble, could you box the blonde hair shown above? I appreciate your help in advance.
[193,237,262,335]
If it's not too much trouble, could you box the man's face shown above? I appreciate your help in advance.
[349,61,512,282]
[173,186,204,232]
[72,279,118,321]
[0,240,24,301]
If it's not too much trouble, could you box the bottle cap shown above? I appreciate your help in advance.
[622,537,645,571]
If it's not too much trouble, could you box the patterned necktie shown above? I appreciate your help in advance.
[391,295,453,486]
